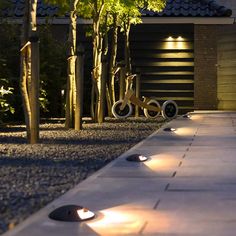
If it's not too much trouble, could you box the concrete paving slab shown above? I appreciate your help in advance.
[50,177,167,211]
[176,165,236,178]
[134,146,189,153]
[3,111,236,236]
[166,177,236,192]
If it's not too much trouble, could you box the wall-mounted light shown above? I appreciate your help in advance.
[164,36,188,50]
[49,205,95,222]
[126,154,149,162]
[167,36,174,41]
[177,36,184,41]
[166,36,184,41]
[163,127,176,132]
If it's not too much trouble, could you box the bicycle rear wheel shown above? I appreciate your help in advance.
[161,100,178,120]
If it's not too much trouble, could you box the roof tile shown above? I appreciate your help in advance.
[0,0,232,18]
[142,0,232,17]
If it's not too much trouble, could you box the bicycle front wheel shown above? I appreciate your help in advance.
[112,100,133,119]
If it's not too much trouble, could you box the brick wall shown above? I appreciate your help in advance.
[194,25,218,110]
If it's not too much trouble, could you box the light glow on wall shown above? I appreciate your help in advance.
[163,36,188,50]
[177,36,184,41]
[167,36,174,41]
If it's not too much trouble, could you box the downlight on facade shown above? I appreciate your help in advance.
[126,154,149,162]
[49,205,95,222]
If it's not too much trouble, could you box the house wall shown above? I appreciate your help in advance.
[217,24,236,110]
[194,25,218,110]
[130,24,194,114]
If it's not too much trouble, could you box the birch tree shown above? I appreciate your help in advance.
[20,0,40,144]
[65,0,80,129]
[78,0,115,123]
[45,0,82,129]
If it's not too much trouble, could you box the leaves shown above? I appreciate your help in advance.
[0,79,15,121]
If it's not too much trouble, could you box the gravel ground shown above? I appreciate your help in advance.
[0,117,165,234]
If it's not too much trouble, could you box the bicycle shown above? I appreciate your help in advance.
[112,74,178,120]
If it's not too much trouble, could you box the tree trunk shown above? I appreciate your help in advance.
[105,83,112,117]
[108,14,118,107]
[124,21,132,75]
[20,49,31,141]
[29,35,40,143]
[75,44,84,130]
[65,0,79,129]
[135,72,140,117]
[98,55,107,123]
[91,8,104,123]
[20,0,30,141]
[119,61,126,99]
[28,0,39,144]
[20,0,39,144]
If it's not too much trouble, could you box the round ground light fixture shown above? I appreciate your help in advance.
[126,154,149,162]
[183,114,191,119]
[163,127,176,132]
[49,205,95,222]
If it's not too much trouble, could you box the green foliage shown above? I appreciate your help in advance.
[0,22,67,120]
[0,23,20,121]
[39,80,49,113]
[0,79,15,123]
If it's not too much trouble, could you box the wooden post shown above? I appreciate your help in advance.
[98,55,108,124]
[135,71,141,118]
[119,61,126,100]
[75,44,85,131]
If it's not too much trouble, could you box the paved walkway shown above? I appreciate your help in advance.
[4,111,236,236]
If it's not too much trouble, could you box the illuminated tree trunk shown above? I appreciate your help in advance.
[107,13,118,114]
[20,0,39,144]
[91,2,105,123]
[20,0,30,141]
[124,21,132,75]
[65,0,79,129]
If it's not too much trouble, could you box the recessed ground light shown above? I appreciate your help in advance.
[164,127,176,132]
[126,154,149,162]
[183,114,191,118]
[49,205,95,222]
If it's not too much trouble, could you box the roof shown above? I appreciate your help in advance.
[0,0,232,18]
[142,0,232,17]
[1,0,58,17]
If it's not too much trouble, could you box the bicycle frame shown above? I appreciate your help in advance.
[120,75,161,112]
